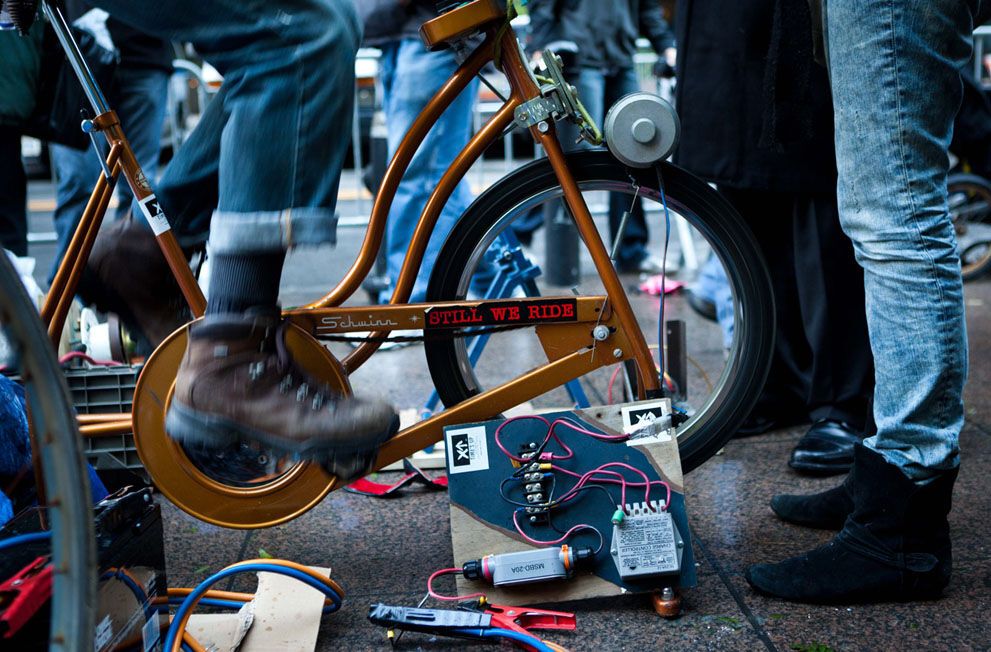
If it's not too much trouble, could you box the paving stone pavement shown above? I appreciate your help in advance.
[22,177,991,651]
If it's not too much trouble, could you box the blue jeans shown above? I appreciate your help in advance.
[50,67,169,279]
[89,0,358,254]
[575,67,651,267]
[824,0,980,479]
[378,39,478,303]
[694,253,734,350]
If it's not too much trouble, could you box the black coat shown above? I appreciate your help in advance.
[66,0,171,72]
[674,0,837,193]
[529,0,674,72]
[359,0,438,46]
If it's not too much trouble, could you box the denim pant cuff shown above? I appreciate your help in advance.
[209,207,338,254]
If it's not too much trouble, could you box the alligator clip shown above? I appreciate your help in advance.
[0,556,53,638]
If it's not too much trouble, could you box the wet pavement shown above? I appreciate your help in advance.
[21,170,991,651]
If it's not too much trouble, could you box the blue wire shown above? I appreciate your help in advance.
[169,597,246,610]
[100,568,156,618]
[165,596,338,614]
[163,564,343,650]
[658,178,672,386]
[0,530,51,552]
[452,627,557,652]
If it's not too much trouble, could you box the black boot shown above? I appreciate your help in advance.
[770,481,853,530]
[770,443,865,529]
[746,446,958,603]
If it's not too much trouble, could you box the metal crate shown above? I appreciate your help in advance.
[66,365,143,474]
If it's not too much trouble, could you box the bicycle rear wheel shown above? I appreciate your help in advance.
[0,253,95,650]
[425,150,775,472]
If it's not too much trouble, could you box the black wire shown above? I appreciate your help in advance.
[546,510,605,555]
[476,71,508,103]
[507,423,558,478]
[552,483,617,511]
[655,164,671,388]
[499,474,557,509]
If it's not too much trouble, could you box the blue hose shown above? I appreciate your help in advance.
[452,626,557,651]
[0,530,51,552]
[163,563,343,650]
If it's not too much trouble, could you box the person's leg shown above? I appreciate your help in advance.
[50,142,103,277]
[69,67,183,351]
[534,68,602,286]
[112,67,170,220]
[604,67,655,271]
[793,194,872,428]
[380,39,478,304]
[50,68,169,281]
[89,0,398,474]
[0,127,28,257]
[746,0,975,603]
[831,0,971,479]
[722,187,811,435]
[785,193,875,473]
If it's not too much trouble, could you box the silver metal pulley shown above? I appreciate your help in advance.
[603,92,680,168]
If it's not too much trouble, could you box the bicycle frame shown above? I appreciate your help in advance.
[41,0,660,511]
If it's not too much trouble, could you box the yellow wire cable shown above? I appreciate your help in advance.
[182,631,207,652]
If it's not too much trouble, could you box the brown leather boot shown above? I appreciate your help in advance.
[77,216,191,353]
[165,310,400,481]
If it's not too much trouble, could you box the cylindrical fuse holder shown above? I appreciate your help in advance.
[462,545,596,587]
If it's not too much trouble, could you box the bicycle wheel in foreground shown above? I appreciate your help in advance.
[948,173,991,281]
[0,253,95,650]
[426,150,775,473]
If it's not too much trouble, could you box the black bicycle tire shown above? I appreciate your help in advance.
[0,254,95,650]
[948,173,991,281]
[425,150,775,473]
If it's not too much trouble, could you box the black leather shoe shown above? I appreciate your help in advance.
[734,413,780,438]
[789,419,863,476]
[684,288,717,322]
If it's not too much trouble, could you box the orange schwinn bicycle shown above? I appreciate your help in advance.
[25,0,774,531]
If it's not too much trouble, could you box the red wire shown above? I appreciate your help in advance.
[495,416,631,466]
[548,418,627,442]
[495,415,551,461]
[553,464,671,512]
[606,366,622,404]
[426,567,486,602]
[58,351,123,367]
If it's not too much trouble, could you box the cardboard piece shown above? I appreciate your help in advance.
[185,566,331,652]
[186,611,253,652]
[240,566,331,652]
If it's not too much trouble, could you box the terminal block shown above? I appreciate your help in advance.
[519,442,551,526]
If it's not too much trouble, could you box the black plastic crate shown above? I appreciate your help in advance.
[65,365,144,474]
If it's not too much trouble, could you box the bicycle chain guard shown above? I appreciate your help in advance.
[131,322,348,528]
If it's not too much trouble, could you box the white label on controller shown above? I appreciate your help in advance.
[138,194,170,235]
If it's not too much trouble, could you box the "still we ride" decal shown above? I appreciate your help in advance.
[425,298,579,329]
